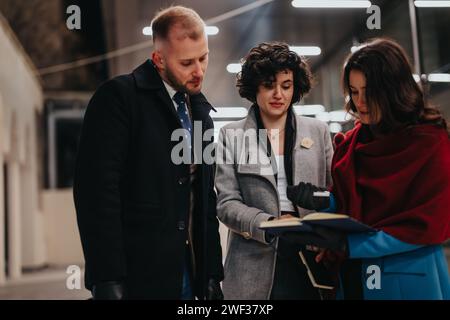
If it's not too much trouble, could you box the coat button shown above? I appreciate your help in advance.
[178,221,186,230]
[178,177,189,185]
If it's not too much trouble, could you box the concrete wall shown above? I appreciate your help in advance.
[42,189,84,266]
[0,14,45,284]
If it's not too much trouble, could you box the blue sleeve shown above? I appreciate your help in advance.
[321,192,337,213]
[319,194,423,258]
[347,231,423,259]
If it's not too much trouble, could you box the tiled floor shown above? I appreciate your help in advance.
[0,248,449,300]
[0,267,91,300]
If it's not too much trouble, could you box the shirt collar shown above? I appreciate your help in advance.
[162,80,177,101]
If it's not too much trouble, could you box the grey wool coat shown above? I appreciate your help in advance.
[215,106,333,300]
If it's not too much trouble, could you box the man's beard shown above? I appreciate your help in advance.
[165,67,202,95]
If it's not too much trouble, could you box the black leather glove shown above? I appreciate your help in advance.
[92,281,126,300]
[287,182,330,211]
[207,278,224,300]
[281,226,347,252]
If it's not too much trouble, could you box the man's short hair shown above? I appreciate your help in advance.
[151,6,205,43]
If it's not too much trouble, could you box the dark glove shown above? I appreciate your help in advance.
[287,182,330,211]
[281,226,348,252]
[92,281,126,300]
[206,278,224,300]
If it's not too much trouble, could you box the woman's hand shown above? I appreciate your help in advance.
[315,248,348,270]
[315,248,327,263]
[286,182,330,211]
[279,213,296,220]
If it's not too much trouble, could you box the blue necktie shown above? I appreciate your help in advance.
[173,92,193,152]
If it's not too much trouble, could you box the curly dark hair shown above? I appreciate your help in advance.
[237,42,313,104]
[343,38,448,133]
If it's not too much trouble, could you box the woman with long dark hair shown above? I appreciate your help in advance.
[286,38,450,300]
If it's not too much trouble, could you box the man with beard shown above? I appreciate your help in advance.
[74,6,224,300]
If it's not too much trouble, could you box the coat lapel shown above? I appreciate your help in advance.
[237,107,277,190]
[190,93,216,124]
[292,116,313,185]
[132,60,182,127]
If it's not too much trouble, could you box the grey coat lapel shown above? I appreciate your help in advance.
[236,107,278,190]
[292,116,311,185]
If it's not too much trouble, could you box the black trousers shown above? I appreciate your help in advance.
[270,240,321,300]
[340,259,364,300]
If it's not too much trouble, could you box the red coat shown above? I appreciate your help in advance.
[332,124,450,245]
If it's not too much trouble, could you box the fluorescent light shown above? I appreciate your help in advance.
[428,73,450,82]
[330,110,352,122]
[294,104,325,116]
[329,123,343,133]
[212,107,248,119]
[292,0,372,8]
[351,44,367,53]
[315,112,331,122]
[227,63,242,74]
[315,111,352,123]
[290,46,322,56]
[415,1,450,7]
[143,27,152,36]
[142,25,219,36]
[205,26,219,35]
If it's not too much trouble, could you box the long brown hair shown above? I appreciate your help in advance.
[342,38,447,134]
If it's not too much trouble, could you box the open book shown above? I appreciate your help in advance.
[259,212,376,235]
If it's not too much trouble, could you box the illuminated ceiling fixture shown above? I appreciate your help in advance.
[227,63,242,74]
[142,26,220,36]
[428,73,450,82]
[351,46,360,53]
[315,112,331,122]
[142,26,152,36]
[290,46,322,56]
[292,0,372,8]
[414,1,450,7]
[205,26,220,35]
[329,123,343,134]
[293,104,325,116]
[330,110,352,122]
[351,44,368,53]
[212,108,248,119]
[315,111,353,123]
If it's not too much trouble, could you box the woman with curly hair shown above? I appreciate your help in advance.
[287,38,450,300]
[215,42,334,299]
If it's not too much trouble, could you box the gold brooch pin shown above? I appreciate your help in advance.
[301,137,314,149]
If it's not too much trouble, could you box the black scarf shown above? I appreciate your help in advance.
[253,105,298,215]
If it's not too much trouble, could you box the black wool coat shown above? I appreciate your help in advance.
[73,60,224,299]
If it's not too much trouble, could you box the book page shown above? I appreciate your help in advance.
[259,217,302,228]
[303,212,349,221]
